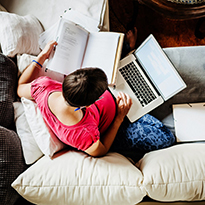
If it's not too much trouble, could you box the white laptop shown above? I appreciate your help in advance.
[109,34,186,122]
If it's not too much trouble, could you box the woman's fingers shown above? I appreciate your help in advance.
[116,92,132,113]
[41,40,58,59]
[117,92,132,107]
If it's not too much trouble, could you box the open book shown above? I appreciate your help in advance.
[46,17,124,84]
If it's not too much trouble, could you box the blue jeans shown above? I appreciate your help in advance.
[110,114,176,161]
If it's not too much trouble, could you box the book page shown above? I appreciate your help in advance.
[81,32,120,83]
[47,19,89,75]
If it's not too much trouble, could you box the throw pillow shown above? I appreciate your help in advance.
[138,143,205,201]
[0,53,17,129]
[13,102,43,164]
[0,126,28,205]
[0,12,43,57]
[12,151,145,205]
[21,97,67,158]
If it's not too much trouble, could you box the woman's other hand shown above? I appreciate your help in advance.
[115,92,132,122]
[85,92,132,157]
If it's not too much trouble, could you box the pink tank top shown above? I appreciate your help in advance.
[31,76,116,151]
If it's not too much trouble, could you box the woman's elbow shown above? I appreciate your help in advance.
[17,83,32,99]
[84,140,108,157]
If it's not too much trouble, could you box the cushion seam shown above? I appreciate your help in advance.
[144,179,205,186]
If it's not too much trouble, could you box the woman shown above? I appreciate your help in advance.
[17,40,175,159]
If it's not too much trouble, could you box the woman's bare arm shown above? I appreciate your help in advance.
[85,92,132,157]
[17,40,57,99]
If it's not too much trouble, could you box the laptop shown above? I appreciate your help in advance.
[109,34,186,122]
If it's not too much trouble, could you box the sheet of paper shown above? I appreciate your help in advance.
[39,20,59,50]
[173,102,205,142]
[39,8,100,50]
[82,32,119,83]
[63,8,100,32]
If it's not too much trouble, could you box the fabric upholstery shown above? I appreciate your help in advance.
[0,53,17,129]
[0,126,28,205]
[0,53,28,205]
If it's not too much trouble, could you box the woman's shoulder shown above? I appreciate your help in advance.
[31,76,62,100]
[33,76,61,85]
[31,76,62,91]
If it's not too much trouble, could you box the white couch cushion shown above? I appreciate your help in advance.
[12,151,145,205]
[138,143,205,202]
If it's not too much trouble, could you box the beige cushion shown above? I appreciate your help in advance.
[12,151,146,205]
[138,143,205,202]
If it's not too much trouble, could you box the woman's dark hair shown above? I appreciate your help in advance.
[62,67,108,107]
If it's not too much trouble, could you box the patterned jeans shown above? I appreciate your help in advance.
[110,114,176,161]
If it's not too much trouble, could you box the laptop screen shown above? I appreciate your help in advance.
[134,35,186,101]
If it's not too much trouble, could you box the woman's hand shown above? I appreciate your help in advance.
[115,92,132,123]
[37,40,58,64]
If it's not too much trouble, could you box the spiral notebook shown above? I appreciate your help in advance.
[173,102,205,142]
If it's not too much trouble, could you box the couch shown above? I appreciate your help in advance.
[0,0,205,205]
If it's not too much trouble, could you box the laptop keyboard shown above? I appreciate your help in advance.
[119,62,157,107]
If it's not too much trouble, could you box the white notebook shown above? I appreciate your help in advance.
[173,102,205,142]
